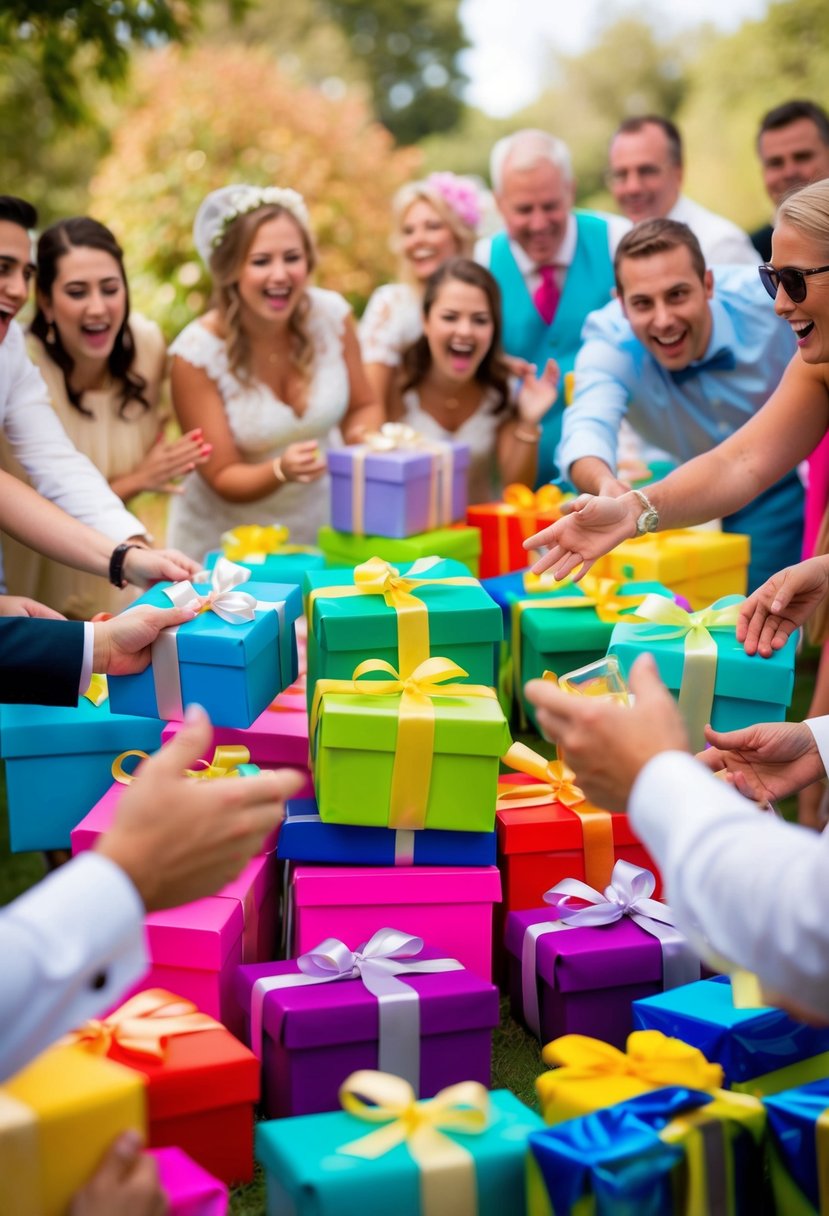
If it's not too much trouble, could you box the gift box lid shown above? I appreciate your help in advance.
[161,703,308,766]
[235,948,499,1050]
[496,778,641,854]
[318,688,511,756]
[632,976,829,1082]
[127,579,302,668]
[305,559,501,650]
[204,545,324,571]
[505,906,664,991]
[328,444,470,485]
[609,595,796,704]
[4,1041,146,1116]
[597,529,750,582]
[292,864,502,906]
[317,524,481,564]
[521,580,673,651]
[0,697,163,760]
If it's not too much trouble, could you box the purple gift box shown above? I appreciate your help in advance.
[234,930,499,1118]
[328,442,470,538]
[148,1146,228,1216]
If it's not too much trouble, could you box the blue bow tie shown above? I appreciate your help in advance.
[670,346,736,385]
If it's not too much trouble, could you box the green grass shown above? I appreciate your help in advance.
[0,644,819,1212]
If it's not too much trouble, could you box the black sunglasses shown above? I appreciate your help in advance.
[758,261,829,303]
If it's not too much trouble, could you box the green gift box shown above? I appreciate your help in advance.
[318,524,481,575]
[311,657,512,831]
[305,558,502,713]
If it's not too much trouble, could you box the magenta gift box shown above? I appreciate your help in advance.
[287,865,501,982]
[234,950,499,1118]
[148,1146,228,1216]
[504,906,668,1049]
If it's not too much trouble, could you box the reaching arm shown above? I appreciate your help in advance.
[495,359,560,486]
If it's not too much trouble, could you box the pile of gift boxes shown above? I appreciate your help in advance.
[3,429,823,1216]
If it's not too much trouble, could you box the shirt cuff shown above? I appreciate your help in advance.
[79,621,94,695]
[804,717,829,778]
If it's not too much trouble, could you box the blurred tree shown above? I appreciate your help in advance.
[88,46,420,336]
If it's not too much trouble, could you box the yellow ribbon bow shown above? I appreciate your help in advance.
[81,673,108,706]
[61,989,220,1060]
[541,1030,724,1091]
[338,1070,489,1216]
[221,524,315,563]
[311,656,497,831]
[111,744,252,784]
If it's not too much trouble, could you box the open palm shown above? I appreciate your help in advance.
[699,721,824,802]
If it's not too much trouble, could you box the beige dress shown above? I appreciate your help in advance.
[1,314,166,618]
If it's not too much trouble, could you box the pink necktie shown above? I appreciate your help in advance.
[533,265,560,325]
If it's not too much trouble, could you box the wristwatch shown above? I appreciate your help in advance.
[109,542,142,589]
[632,489,659,535]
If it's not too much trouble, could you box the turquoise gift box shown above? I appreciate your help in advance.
[632,976,829,1096]
[765,1078,829,1215]
[203,545,325,587]
[256,1079,544,1216]
[0,697,162,851]
[107,579,301,728]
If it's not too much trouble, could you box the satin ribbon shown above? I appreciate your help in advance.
[660,1088,764,1216]
[0,1092,39,1216]
[350,424,456,536]
[153,556,288,720]
[81,673,108,706]
[521,861,700,1039]
[111,744,254,784]
[249,929,462,1090]
[541,1030,724,1092]
[219,524,317,564]
[629,594,743,752]
[497,741,615,892]
[307,556,476,680]
[338,1070,489,1216]
[283,809,418,865]
[487,483,569,573]
[61,989,220,1060]
[311,656,497,830]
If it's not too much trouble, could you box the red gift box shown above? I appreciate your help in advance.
[467,485,567,580]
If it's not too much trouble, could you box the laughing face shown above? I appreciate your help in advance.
[496,159,573,267]
[237,213,310,328]
[618,245,714,370]
[41,245,127,365]
[422,278,495,384]
[0,220,35,344]
[770,221,829,364]
[400,198,459,283]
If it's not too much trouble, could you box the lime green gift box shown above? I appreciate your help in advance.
[318,523,481,575]
[311,657,512,831]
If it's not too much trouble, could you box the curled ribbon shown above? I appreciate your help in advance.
[521,861,700,1039]
[338,1070,489,1216]
[81,673,108,706]
[311,656,497,830]
[220,524,317,564]
[111,744,253,784]
[350,425,457,536]
[61,989,220,1060]
[249,928,462,1088]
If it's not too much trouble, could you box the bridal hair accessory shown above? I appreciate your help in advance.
[426,173,482,231]
[193,184,310,263]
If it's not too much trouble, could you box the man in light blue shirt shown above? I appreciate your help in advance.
[556,218,803,589]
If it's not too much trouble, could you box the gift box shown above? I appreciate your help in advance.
[505,862,698,1047]
[64,989,259,1186]
[306,557,501,700]
[204,523,325,586]
[0,1043,145,1216]
[279,797,497,866]
[107,562,301,728]
[591,528,750,611]
[609,592,796,751]
[288,864,502,981]
[257,1070,544,1216]
[148,1146,228,1216]
[318,523,481,576]
[764,1078,829,1216]
[329,436,470,539]
[0,691,163,851]
[236,929,499,1117]
[527,1085,766,1216]
[632,975,829,1095]
[311,655,510,832]
[467,485,569,580]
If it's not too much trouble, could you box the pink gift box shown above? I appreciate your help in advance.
[148,1147,228,1216]
[287,865,502,982]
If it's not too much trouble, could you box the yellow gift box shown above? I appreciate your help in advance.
[590,529,749,611]
[0,1043,146,1216]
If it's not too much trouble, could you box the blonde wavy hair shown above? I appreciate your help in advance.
[208,203,317,382]
[391,180,477,285]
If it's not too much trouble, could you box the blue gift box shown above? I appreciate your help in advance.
[107,579,301,728]
[0,698,162,851]
[256,1085,543,1216]
[203,546,325,587]
[632,976,829,1093]
[278,798,497,866]
[765,1078,829,1215]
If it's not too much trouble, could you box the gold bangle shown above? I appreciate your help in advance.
[273,456,287,483]
[514,426,541,444]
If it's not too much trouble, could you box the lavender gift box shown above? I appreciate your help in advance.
[234,935,499,1118]
[328,442,470,539]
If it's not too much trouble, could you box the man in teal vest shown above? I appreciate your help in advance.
[477,128,629,484]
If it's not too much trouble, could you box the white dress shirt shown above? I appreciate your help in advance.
[475,211,631,296]
[668,195,759,266]
[0,851,147,1081]
[630,719,829,1016]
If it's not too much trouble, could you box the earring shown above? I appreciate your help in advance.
[45,321,56,346]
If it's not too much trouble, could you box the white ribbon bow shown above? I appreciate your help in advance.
[178,556,258,623]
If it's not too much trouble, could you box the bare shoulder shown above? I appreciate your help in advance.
[198,309,225,339]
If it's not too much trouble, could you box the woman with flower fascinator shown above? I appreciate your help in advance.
[167,184,382,557]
